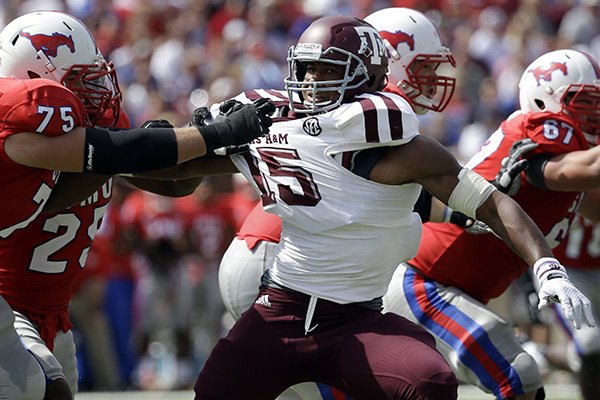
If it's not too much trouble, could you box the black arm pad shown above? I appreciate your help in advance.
[84,126,178,174]
[525,153,552,190]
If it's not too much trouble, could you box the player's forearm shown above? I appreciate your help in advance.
[131,156,238,180]
[477,191,552,266]
[4,126,208,173]
[542,146,600,191]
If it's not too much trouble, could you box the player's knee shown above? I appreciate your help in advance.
[512,350,543,394]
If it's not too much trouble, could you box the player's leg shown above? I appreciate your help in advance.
[0,296,46,400]
[13,312,73,400]
[219,239,343,400]
[307,300,457,399]
[550,268,600,400]
[384,264,543,400]
[195,287,308,399]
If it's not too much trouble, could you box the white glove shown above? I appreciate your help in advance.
[534,257,595,329]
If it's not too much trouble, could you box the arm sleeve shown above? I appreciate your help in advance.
[83,126,179,174]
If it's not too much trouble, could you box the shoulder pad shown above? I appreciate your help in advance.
[332,92,419,145]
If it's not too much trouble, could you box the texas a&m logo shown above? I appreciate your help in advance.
[528,62,567,86]
[20,31,75,58]
[355,26,386,66]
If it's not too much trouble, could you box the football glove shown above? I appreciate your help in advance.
[191,99,275,155]
[494,138,538,196]
[534,257,595,329]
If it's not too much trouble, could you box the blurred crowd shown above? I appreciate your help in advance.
[1,0,599,392]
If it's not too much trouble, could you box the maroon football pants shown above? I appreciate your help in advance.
[194,286,457,400]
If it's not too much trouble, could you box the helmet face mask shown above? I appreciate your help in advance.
[365,7,457,114]
[400,54,456,114]
[62,61,121,123]
[563,85,600,142]
[0,11,121,124]
[519,49,600,143]
[285,16,388,114]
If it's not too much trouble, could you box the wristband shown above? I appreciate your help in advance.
[533,257,568,283]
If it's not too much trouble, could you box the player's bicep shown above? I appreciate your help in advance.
[407,137,464,204]
[4,128,86,171]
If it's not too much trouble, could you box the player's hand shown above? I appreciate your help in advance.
[196,98,275,153]
[494,138,538,196]
[448,211,494,235]
[141,119,174,129]
[534,258,595,329]
[189,107,212,127]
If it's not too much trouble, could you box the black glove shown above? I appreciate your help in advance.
[493,138,538,196]
[189,104,247,155]
[189,107,212,127]
[196,98,275,153]
[141,119,174,129]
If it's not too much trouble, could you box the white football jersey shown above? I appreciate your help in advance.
[229,90,423,303]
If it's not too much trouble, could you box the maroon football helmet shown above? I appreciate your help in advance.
[284,15,389,114]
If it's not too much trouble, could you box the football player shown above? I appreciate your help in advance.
[0,10,272,400]
[215,8,504,399]
[382,48,600,400]
[134,13,592,399]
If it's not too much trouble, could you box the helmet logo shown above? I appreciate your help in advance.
[20,31,75,58]
[355,27,386,66]
[529,62,567,86]
[379,30,415,52]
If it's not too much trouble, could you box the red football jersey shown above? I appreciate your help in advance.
[175,193,237,262]
[553,216,600,271]
[237,201,282,250]
[411,111,588,303]
[0,77,128,346]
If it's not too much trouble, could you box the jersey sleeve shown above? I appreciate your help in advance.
[329,92,419,152]
[523,112,590,155]
[1,79,88,139]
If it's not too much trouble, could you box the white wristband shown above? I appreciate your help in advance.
[533,257,567,283]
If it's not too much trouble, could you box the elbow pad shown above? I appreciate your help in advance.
[84,126,178,174]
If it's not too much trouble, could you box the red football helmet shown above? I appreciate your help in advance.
[285,15,389,114]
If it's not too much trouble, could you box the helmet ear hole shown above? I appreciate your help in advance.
[535,99,545,110]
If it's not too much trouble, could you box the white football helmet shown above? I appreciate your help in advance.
[519,49,600,142]
[0,10,121,124]
[364,7,456,114]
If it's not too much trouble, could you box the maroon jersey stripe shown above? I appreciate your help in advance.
[244,90,262,101]
[359,97,380,143]
[377,94,404,139]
